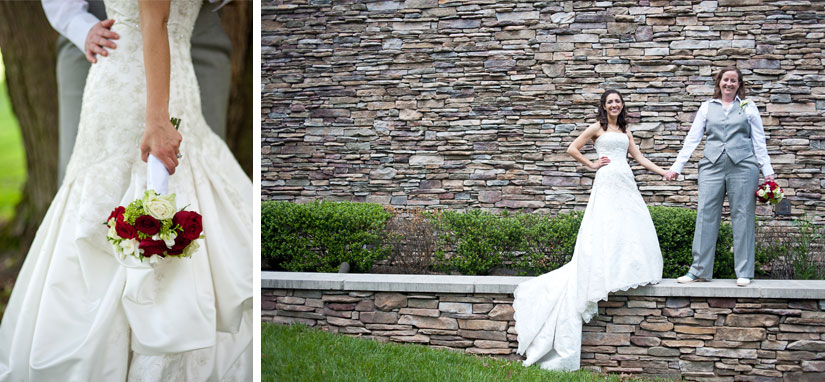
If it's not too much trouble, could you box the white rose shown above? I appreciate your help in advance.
[757,189,766,198]
[182,239,200,257]
[143,192,177,220]
[119,238,139,256]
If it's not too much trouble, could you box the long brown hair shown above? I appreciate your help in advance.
[597,89,628,133]
[712,67,746,100]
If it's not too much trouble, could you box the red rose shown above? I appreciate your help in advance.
[108,206,125,223]
[135,215,162,235]
[173,210,203,241]
[115,219,137,239]
[167,236,192,256]
[139,239,167,257]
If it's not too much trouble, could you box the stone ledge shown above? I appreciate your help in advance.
[263,272,825,300]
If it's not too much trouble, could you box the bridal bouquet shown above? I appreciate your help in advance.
[105,190,203,262]
[756,180,784,205]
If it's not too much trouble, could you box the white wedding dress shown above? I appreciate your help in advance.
[513,132,663,371]
[0,0,252,380]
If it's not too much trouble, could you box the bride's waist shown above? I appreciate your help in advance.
[597,155,628,164]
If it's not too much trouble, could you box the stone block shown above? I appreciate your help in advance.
[787,340,825,352]
[640,322,674,332]
[489,305,515,321]
[679,360,714,373]
[375,293,407,311]
[661,339,704,348]
[390,334,429,343]
[327,317,364,327]
[496,11,539,22]
[582,333,631,346]
[322,295,362,303]
[777,351,818,361]
[457,319,507,331]
[695,347,757,359]
[458,330,507,341]
[360,312,399,324]
[761,340,788,350]
[801,361,825,372]
[716,327,766,341]
[725,314,779,327]
[398,315,458,330]
[664,308,694,317]
[675,326,716,335]
[630,336,661,347]
[478,191,502,203]
[474,340,510,349]
[473,304,494,314]
[438,19,480,29]
[399,308,440,317]
[645,346,680,357]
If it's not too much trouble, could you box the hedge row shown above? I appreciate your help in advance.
[261,201,771,279]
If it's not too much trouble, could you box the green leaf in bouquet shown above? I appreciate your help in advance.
[170,117,181,130]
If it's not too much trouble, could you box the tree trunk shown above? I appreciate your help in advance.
[220,1,253,176]
[0,3,59,278]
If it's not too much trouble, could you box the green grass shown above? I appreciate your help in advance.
[0,50,27,222]
[263,323,659,382]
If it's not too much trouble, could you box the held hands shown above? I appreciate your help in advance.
[590,156,610,170]
[140,116,182,174]
[664,170,679,181]
[85,19,119,64]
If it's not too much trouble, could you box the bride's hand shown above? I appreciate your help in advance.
[140,116,182,174]
[590,156,610,170]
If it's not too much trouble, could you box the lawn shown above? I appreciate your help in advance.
[263,323,661,382]
[0,50,27,222]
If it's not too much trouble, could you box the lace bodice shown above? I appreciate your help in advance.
[594,131,629,163]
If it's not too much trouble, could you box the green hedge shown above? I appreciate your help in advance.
[262,201,770,278]
[648,206,736,279]
[261,201,392,272]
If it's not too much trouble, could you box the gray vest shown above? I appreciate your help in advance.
[702,100,755,165]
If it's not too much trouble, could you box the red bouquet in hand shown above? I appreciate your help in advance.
[756,180,784,205]
[105,190,204,263]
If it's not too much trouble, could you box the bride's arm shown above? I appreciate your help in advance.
[138,0,182,174]
[626,130,667,177]
[567,123,610,170]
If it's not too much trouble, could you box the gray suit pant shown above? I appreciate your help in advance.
[688,153,759,279]
[56,2,231,184]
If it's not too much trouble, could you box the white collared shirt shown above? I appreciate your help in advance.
[41,0,100,53]
[670,96,774,176]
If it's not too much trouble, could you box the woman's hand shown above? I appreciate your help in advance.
[590,156,610,170]
[140,116,182,174]
[765,174,775,182]
[85,19,119,64]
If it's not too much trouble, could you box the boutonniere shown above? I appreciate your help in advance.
[738,100,750,114]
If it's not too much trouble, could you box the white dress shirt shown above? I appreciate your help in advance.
[670,97,774,176]
[41,0,100,53]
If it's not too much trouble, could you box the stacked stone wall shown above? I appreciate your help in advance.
[262,0,825,223]
[264,288,825,380]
